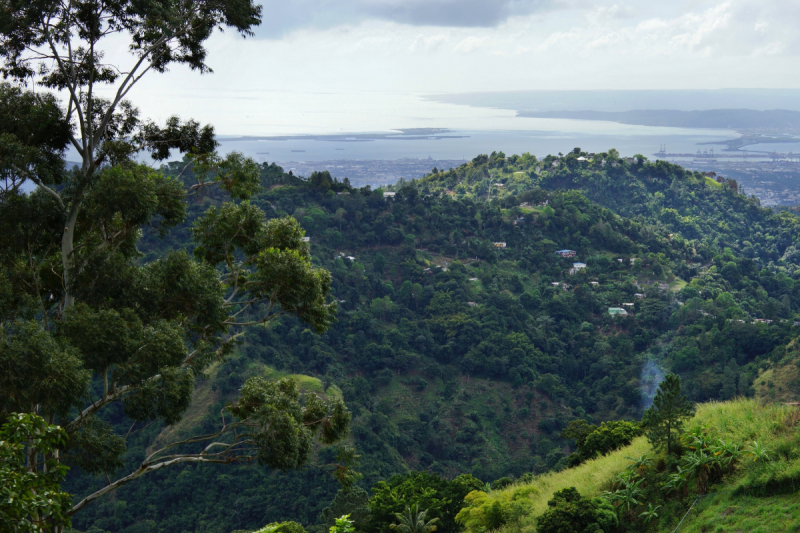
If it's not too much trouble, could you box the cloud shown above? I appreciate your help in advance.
[253,0,560,38]
[453,35,492,53]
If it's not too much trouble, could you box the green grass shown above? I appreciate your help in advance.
[261,364,342,397]
[705,176,723,188]
[457,399,800,533]
[679,492,800,533]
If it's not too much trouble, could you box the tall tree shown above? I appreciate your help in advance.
[0,1,352,524]
[641,374,695,455]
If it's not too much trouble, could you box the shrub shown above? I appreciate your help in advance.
[536,488,618,533]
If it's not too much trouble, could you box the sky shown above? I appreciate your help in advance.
[101,0,800,135]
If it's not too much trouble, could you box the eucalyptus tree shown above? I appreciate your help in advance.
[0,0,352,527]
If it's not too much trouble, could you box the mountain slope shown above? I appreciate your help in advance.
[66,153,800,533]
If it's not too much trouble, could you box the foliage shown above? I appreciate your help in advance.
[641,375,695,455]
[536,488,618,533]
[390,504,440,533]
[368,472,483,533]
[0,413,72,533]
[564,420,642,466]
[252,521,308,533]
[319,487,372,530]
[330,515,356,533]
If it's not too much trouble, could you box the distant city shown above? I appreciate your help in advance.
[277,157,467,188]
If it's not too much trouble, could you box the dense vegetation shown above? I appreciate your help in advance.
[58,149,800,532]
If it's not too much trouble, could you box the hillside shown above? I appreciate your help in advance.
[65,151,800,533]
[456,399,800,532]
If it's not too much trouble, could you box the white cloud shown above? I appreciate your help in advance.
[453,35,492,53]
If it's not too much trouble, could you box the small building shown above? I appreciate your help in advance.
[608,307,628,316]
[336,191,351,195]
[345,256,356,261]
[552,160,560,167]
[755,318,773,324]
[551,282,561,287]
[301,236,311,242]
[576,156,587,162]
[468,278,478,281]
[657,283,670,291]
[623,303,635,307]
[556,249,577,258]
[383,192,396,199]
[590,281,599,286]
[634,293,645,299]
[617,258,624,263]
[493,242,507,248]
[467,302,479,307]
[630,257,638,265]
[569,262,587,275]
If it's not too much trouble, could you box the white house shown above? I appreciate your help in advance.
[383,192,396,199]
[493,242,507,248]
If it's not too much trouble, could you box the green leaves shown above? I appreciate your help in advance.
[229,377,351,470]
[0,321,89,419]
[641,374,695,455]
[0,413,72,533]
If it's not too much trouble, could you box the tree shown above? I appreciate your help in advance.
[641,374,695,455]
[536,488,618,533]
[0,413,72,533]
[0,2,351,519]
[319,487,371,531]
[390,504,439,533]
[368,472,482,533]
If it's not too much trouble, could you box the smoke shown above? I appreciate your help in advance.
[640,359,665,410]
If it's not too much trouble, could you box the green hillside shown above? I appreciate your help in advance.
[455,399,800,533]
[62,151,800,533]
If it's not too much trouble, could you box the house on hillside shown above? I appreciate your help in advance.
[590,281,599,286]
[634,293,645,299]
[493,242,507,248]
[623,303,635,308]
[383,192,396,199]
[301,237,310,242]
[608,307,628,316]
[569,262,587,275]
[556,249,577,258]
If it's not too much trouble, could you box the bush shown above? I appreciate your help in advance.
[564,421,642,466]
[536,488,618,533]
[253,522,307,533]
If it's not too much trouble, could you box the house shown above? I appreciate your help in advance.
[617,258,624,263]
[469,278,479,281]
[569,262,587,275]
[630,257,638,265]
[301,236,310,242]
[608,307,628,316]
[755,318,773,324]
[623,303,635,307]
[794,321,800,326]
[657,283,670,291]
[576,156,587,162]
[345,256,356,261]
[590,281,599,286]
[467,302,479,307]
[493,242,507,248]
[336,192,350,195]
[551,282,561,287]
[634,293,645,299]
[383,192,396,199]
[552,160,560,167]
[556,249,577,258]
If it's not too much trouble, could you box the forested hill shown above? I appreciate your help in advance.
[69,151,800,533]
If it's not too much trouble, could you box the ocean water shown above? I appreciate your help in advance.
[66,91,745,164]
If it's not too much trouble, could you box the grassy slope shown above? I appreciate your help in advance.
[471,399,800,533]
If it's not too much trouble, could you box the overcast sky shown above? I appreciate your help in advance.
[115,0,800,134]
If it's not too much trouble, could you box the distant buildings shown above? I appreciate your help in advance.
[383,192,396,199]
[569,262,586,275]
[493,242,507,248]
[301,236,310,242]
[608,307,628,316]
[556,249,577,258]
